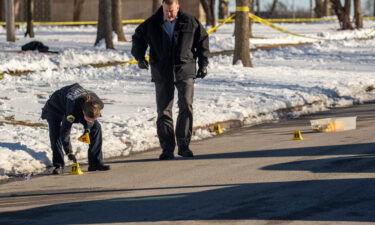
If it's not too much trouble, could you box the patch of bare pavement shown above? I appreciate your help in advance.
[1,103,375,225]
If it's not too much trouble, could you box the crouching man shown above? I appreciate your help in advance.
[41,83,110,174]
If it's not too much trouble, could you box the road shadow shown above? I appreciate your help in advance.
[1,178,375,224]
[113,142,375,164]
[262,154,375,173]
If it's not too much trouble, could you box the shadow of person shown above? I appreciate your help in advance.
[1,178,375,224]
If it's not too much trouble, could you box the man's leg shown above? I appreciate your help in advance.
[47,119,65,173]
[87,121,110,171]
[155,80,176,159]
[175,78,194,157]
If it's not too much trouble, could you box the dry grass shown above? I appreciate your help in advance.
[1,115,46,127]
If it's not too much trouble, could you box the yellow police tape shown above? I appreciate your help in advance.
[0,16,374,26]
[248,13,328,40]
[118,56,149,66]
[218,16,375,23]
[0,13,373,78]
[236,6,250,12]
[207,14,236,35]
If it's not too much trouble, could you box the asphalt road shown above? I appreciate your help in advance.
[0,103,375,225]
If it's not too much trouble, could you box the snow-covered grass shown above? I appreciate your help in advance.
[0,21,375,178]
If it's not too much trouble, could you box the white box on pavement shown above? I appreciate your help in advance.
[310,116,357,132]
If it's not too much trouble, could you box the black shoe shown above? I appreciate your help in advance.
[159,151,174,160]
[178,147,194,157]
[52,166,64,175]
[88,164,110,171]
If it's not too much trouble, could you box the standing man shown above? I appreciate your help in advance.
[131,0,209,160]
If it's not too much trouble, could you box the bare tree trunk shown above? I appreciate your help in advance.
[354,0,363,29]
[343,0,352,29]
[233,0,252,67]
[0,0,3,21]
[209,0,216,26]
[324,0,332,16]
[268,0,278,18]
[152,0,162,13]
[200,0,216,26]
[255,0,260,14]
[249,0,253,38]
[315,0,325,17]
[5,0,15,42]
[219,0,229,19]
[73,0,85,21]
[25,0,34,37]
[95,0,114,49]
[112,0,126,41]
[330,0,353,30]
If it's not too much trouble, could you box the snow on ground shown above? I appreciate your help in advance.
[0,21,375,178]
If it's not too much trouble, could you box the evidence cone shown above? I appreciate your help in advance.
[213,124,223,134]
[293,130,303,140]
[70,163,84,175]
[78,132,91,144]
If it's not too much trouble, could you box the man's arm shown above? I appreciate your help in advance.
[60,99,76,155]
[131,22,149,61]
[194,18,210,69]
[60,117,73,155]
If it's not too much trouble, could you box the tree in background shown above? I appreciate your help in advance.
[0,0,3,21]
[249,0,254,37]
[315,0,325,17]
[233,0,252,67]
[5,0,15,42]
[219,0,229,19]
[112,0,126,41]
[354,0,363,28]
[95,0,114,49]
[364,0,375,16]
[255,0,260,15]
[330,0,353,30]
[331,0,363,30]
[267,0,278,17]
[200,0,216,26]
[73,0,85,21]
[152,0,162,13]
[25,0,34,38]
[315,0,333,17]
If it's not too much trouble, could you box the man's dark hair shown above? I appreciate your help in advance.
[83,95,102,119]
[163,0,179,5]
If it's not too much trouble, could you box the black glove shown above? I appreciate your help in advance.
[197,66,207,79]
[138,58,149,70]
[67,153,77,163]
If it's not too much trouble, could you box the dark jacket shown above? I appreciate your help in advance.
[131,7,209,82]
[41,83,104,153]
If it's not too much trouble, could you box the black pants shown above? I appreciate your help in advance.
[47,118,103,168]
[155,78,194,152]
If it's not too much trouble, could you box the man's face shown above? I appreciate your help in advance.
[163,2,179,22]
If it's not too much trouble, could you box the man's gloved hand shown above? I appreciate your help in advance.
[138,58,149,70]
[67,153,77,163]
[197,66,207,79]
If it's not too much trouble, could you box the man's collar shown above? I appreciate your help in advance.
[163,16,178,23]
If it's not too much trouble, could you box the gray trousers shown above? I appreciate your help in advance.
[155,78,194,152]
